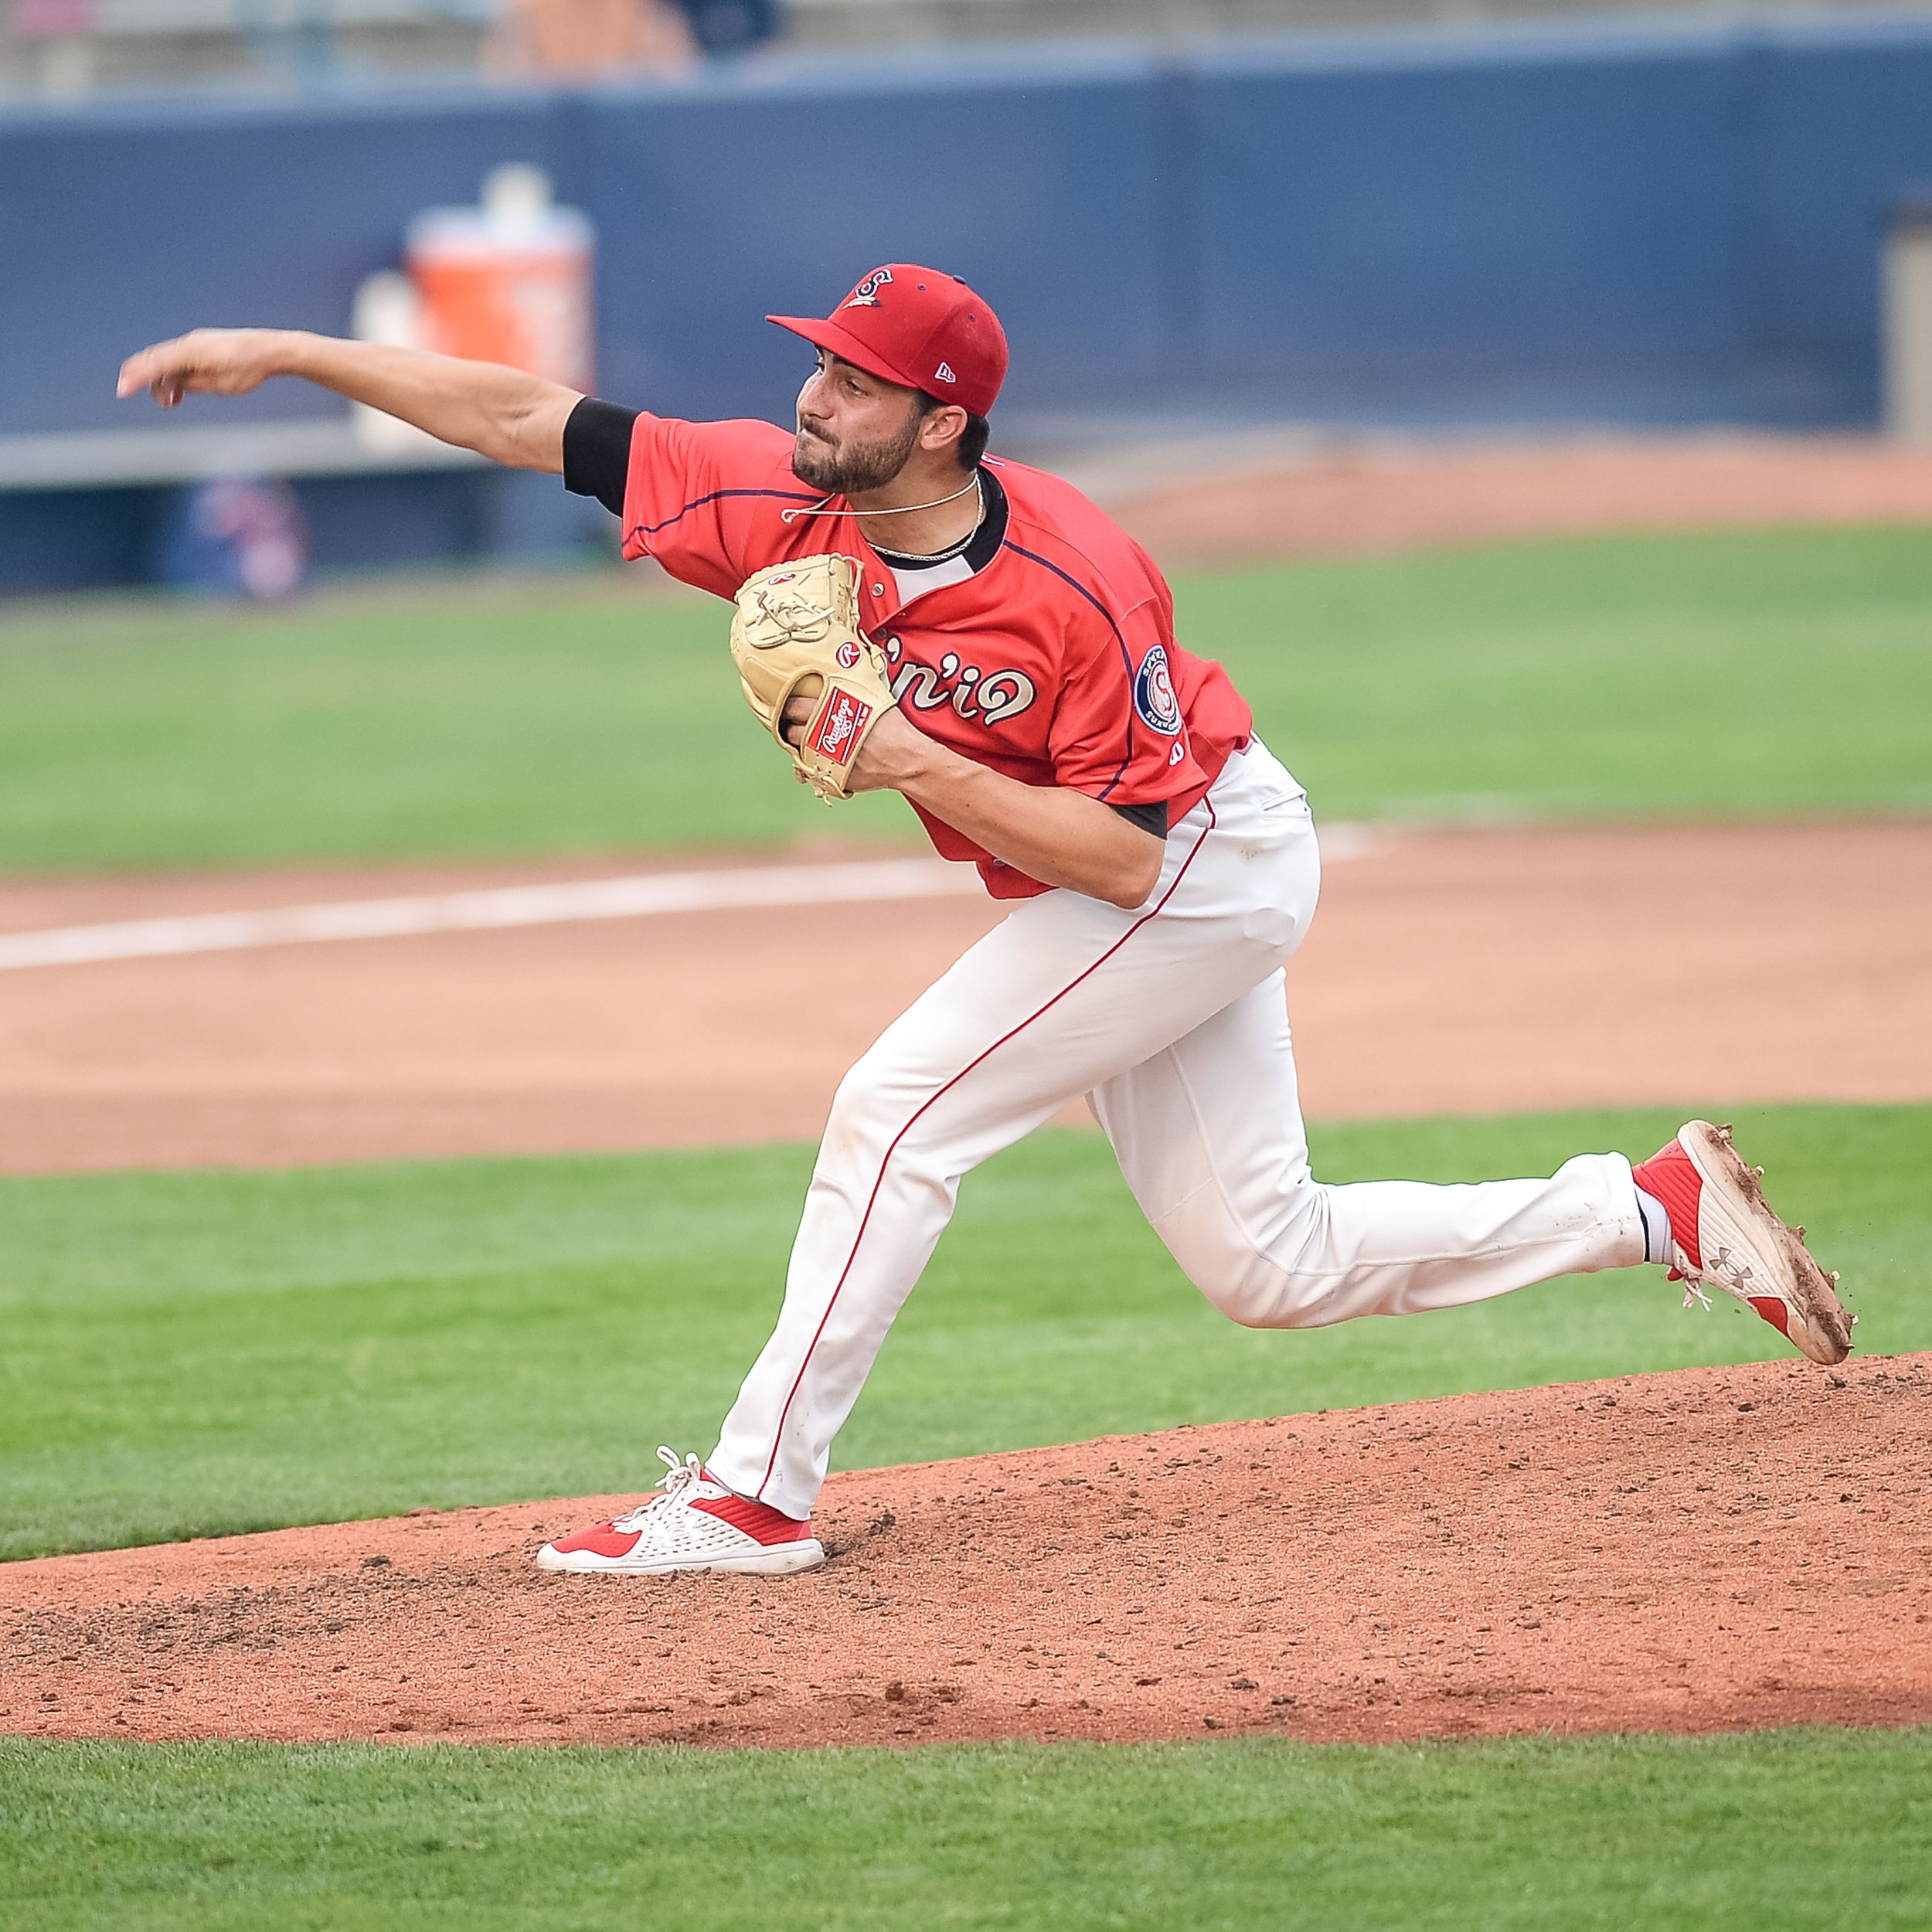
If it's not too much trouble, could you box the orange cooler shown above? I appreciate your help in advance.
[406,165,595,390]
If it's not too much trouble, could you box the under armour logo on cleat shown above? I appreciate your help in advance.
[1709,1246,1757,1289]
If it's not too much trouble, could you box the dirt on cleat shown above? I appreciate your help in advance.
[1679,1119,1852,1367]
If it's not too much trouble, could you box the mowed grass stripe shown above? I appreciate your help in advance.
[1,526,1929,872]
[2,1729,1928,1930]
[2,1102,1926,1563]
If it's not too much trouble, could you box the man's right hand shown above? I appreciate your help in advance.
[117,328,298,408]
[113,328,577,474]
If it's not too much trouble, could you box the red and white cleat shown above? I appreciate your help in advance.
[536,1447,825,1577]
[1632,1120,1852,1366]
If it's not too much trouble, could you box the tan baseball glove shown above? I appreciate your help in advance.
[728,553,899,802]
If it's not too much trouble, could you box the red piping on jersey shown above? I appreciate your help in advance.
[625,485,818,547]
[756,799,1219,1501]
[1005,540,1143,800]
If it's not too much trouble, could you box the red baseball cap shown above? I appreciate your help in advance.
[768,265,1008,417]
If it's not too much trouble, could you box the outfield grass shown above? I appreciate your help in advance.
[3,1100,1924,1563]
[1,526,1928,872]
[3,1728,1928,1930]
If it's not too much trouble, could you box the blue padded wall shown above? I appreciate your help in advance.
[0,90,573,437]
[1188,29,1749,362]
[1752,19,1932,404]
[582,47,1177,427]
[7,17,1932,585]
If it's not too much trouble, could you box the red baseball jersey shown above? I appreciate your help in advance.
[617,414,1254,899]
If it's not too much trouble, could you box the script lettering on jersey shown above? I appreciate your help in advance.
[880,636,1037,726]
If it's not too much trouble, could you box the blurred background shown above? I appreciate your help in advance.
[7,0,1932,590]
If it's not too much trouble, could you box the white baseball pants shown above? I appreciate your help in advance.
[710,739,1647,1519]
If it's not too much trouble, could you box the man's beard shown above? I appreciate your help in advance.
[791,410,922,495]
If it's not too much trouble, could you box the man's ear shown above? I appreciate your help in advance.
[920,403,969,458]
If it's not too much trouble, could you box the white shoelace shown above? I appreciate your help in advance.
[1669,1243,1716,1310]
[611,1446,704,1531]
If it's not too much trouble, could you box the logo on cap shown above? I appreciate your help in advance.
[845,267,893,309]
[934,362,957,384]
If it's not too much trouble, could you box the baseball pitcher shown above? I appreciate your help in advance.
[119,265,1852,1578]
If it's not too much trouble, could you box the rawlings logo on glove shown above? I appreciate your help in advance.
[729,554,898,801]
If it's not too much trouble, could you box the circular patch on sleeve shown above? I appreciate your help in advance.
[1134,645,1183,735]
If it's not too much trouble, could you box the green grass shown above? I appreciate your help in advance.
[1199,524,1932,821]
[3,1101,1925,1563]
[2,1729,1928,1930]
[2,526,1928,871]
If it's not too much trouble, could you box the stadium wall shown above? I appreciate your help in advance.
[6,15,1932,590]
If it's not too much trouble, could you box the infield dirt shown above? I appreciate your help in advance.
[4,1353,1925,1751]
[4,819,1930,1172]
[1104,431,1932,563]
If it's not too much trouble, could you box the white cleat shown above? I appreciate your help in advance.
[1632,1120,1852,1366]
[535,1447,825,1577]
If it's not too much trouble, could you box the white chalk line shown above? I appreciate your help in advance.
[0,826,1380,973]
[0,859,981,972]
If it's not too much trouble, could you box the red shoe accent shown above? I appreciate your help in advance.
[1748,1294,1793,1337]
[692,1493,812,1547]
[1632,1139,1704,1271]
[549,1520,644,1559]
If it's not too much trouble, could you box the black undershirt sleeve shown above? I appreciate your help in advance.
[562,397,640,519]
[1109,798,1168,839]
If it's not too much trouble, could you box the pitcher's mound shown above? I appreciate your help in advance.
[5,1353,1928,1750]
